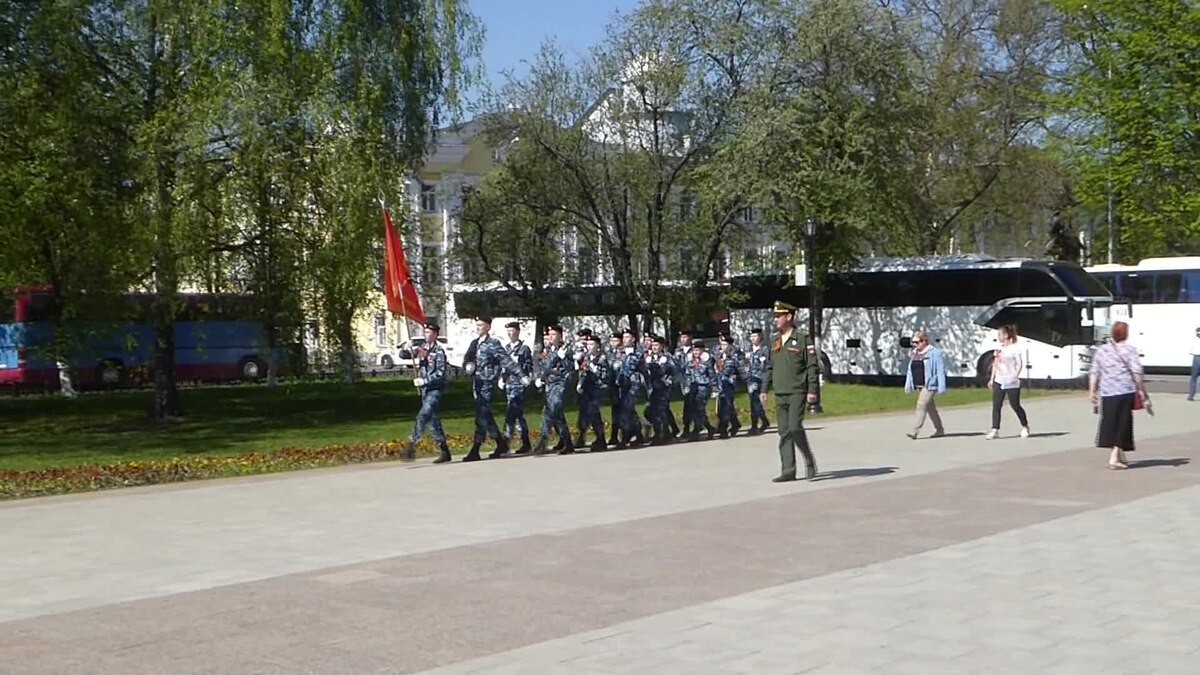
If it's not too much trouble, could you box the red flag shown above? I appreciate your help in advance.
[382,208,426,324]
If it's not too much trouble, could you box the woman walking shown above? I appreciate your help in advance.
[1089,321,1150,469]
[904,329,947,439]
[986,324,1030,439]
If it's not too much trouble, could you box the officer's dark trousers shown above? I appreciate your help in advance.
[617,387,640,437]
[608,390,621,441]
[647,389,671,440]
[409,388,446,446]
[775,393,816,477]
[503,387,530,444]
[472,382,503,444]
[539,383,571,445]
[717,387,739,432]
[748,378,767,427]
[686,387,712,438]
[577,389,605,442]
[679,385,694,434]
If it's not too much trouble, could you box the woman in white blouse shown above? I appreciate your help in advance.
[986,325,1030,440]
[1089,321,1149,469]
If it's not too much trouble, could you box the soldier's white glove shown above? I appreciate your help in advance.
[464,362,475,375]
[498,378,506,390]
[535,377,544,389]
[412,378,426,387]
[710,390,718,399]
[556,347,569,359]
[748,382,758,393]
[700,353,710,362]
[576,382,583,394]
[625,346,635,355]
[520,376,532,387]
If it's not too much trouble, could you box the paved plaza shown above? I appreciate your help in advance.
[2,393,1199,673]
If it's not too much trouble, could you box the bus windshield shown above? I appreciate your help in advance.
[1051,264,1110,298]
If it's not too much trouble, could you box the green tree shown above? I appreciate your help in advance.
[1055,0,1200,261]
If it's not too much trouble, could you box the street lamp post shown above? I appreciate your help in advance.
[803,219,823,414]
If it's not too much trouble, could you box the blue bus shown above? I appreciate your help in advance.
[0,288,286,390]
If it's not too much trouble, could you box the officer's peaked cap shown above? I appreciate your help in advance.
[772,300,797,315]
[423,321,440,332]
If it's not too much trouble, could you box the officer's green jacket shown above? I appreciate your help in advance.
[762,329,821,395]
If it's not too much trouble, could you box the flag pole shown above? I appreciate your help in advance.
[381,194,417,370]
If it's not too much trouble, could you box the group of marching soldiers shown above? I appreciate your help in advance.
[402,300,821,483]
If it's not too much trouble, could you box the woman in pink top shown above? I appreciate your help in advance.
[1089,321,1150,469]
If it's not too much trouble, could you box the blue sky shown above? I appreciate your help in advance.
[470,0,641,96]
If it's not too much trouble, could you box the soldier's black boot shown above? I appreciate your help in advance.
[706,423,718,441]
[488,438,509,459]
[433,443,452,464]
[462,443,483,462]
[730,418,742,437]
[573,434,587,450]
[532,439,551,456]
[400,443,416,462]
[589,438,608,452]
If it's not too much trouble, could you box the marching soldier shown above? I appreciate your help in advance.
[614,328,646,447]
[606,331,623,447]
[675,330,694,436]
[574,334,610,451]
[465,316,530,462]
[715,332,746,438]
[501,321,535,454]
[533,324,575,455]
[572,328,593,443]
[761,300,820,482]
[642,335,677,444]
[682,341,718,441]
[745,328,771,434]
[402,321,452,464]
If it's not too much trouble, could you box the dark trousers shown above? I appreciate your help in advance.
[776,393,816,477]
[647,389,671,440]
[1189,354,1200,399]
[503,387,530,444]
[576,389,605,442]
[539,383,571,446]
[717,387,740,432]
[991,384,1029,429]
[608,390,621,441]
[472,382,503,444]
[748,378,767,426]
[409,388,446,446]
[685,386,713,437]
[616,387,640,435]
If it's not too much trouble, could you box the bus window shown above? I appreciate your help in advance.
[1154,273,1184,303]
[1018,268,1068,297]
[1051,265,1110,297]
[1181,272,1200,302]
[1121,273,1155,303]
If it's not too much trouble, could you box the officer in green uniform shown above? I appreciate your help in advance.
[760,300,820,482]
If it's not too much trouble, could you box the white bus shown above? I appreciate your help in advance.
[1087,257,1200,373]
[729,255,1117,385]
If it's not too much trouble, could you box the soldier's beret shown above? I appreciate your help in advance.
[423,321,440,332]
[679,329,693,337]
[749,327,763,335]
[505,321,520,329]
[548,324,564,333]
[692,341,705,349]
[576,328,592,337]
[654,335,668,345]
[622,328,638,338]
[475,315,493,324]
[611,332,623,340]
[718,333,731,343]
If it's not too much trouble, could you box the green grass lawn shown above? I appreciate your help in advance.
[0,378,1047,471]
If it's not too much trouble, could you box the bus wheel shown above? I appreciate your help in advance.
[98,360,124,387]
[380,355,394,370]
[239,357,266,381]
[976,352,995,388]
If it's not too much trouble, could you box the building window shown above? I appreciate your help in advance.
[422,246,442,285]
[420,183,438,213]
[576,243,597,285]
[712,250,729,281]
[374,313,388,347]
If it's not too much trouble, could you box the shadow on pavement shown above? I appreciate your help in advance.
[812,466,898,482]
[1027,432,1070,438]
[1128,458,1191,469]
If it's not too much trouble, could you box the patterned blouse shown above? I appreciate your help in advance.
[1091,341,1143,398]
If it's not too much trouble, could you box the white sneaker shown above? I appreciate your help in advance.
[1020,427,1030,438]
[985,430,999,440]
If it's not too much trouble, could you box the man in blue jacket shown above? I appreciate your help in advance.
[903,329,947,440]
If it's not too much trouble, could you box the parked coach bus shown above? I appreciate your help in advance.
[729,255,1118,386]
[0,288,285,390]
[1087,256,1200,373]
